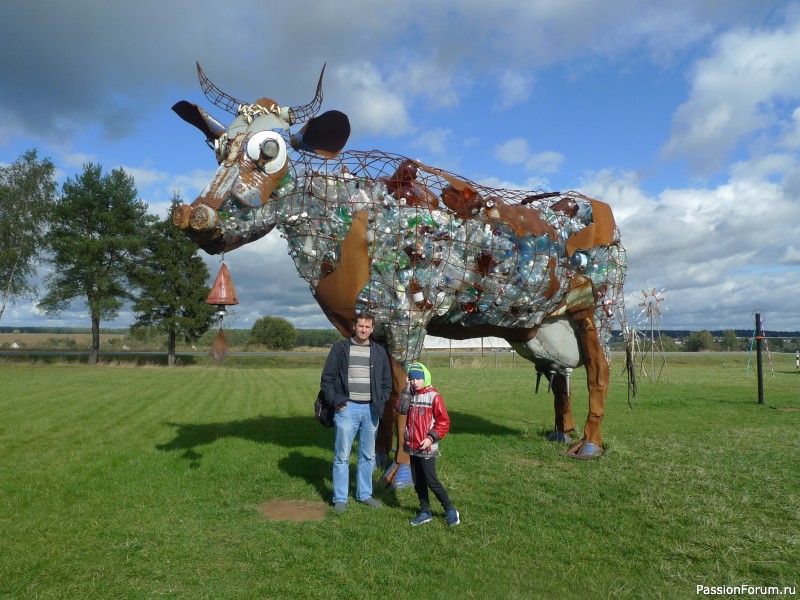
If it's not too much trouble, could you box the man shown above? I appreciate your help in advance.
[321,312,392,513]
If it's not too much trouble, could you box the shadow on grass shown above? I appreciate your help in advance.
[156,415,322,466]
[446,410,521,437]
[278,451,333,502]
[156,411,519,471]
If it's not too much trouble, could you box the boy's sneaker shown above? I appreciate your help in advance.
[410,511,432,526]
[445,508,460,527]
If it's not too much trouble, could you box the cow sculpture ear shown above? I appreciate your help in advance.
[172,100,226,145]
[291,110,351,158]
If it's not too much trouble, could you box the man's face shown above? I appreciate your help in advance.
[354,318,374,343]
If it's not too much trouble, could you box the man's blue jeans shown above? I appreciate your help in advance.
[332,402,378,503]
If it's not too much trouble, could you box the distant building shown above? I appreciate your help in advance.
[423,336,511,350]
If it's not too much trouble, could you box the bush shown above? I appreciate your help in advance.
[251,316,296,350]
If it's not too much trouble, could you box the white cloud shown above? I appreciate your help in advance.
[387,62,460,110]
[525,151,563,174]
[495,138,530,164]
[496,70,532,110]
[780,245,800,265]
[494,138,563,173]
[333,62,412,136]
[663,16,800,174]
[410,128,454,157]
[778,106,800,150]
[581,167,800,329]
[729,153,797,183]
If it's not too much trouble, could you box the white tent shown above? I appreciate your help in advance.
[422,335,511,350]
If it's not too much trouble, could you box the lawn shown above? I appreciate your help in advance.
[1,353,798,599]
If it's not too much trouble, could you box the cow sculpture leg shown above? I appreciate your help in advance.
[564,310,608,459]
[546,372,575,444]
[376,356,413,488]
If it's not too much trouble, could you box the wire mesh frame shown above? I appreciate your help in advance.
[212,145,628,364]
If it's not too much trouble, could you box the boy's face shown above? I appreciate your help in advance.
[409,377,425,389]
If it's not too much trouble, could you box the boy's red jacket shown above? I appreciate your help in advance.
[398,385,450,458]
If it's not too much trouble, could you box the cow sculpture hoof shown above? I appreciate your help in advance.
[564,440,604,460]
[379,462,413,490]
[545,431,573,444]
[375,452,390,470]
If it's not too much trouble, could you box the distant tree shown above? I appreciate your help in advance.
[659,334,678,352]
[38,164,156,364]
[251,316,296,350]
[770,337,784,351]
[0,149,57,322]
[196,327,251,348]
[295,328,342,347]
[130,194,216,366]
[720,330,739,351]
[686,330,715,352]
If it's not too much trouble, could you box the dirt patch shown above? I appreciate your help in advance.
[776,407,800,411]
[256,499,327,522]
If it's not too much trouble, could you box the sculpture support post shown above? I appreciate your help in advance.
[756,312,764,406]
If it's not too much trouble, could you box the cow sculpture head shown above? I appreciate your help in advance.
[172,63,350,255]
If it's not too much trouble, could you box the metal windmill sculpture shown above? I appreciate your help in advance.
[636,286,670,382]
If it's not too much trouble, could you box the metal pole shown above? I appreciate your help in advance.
[756,312,764,405]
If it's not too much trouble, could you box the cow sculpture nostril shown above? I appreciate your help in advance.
[173,62,637,468]
[189,204,218,232]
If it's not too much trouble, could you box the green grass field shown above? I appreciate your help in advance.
[1,353,798,599]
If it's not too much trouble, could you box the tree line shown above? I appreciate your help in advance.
[609,330,800,353]
[1,149,345,362]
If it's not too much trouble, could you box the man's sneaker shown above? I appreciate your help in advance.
[445,508,460,527]
[333,502,347,514]
[410,511,433,526]
[360,497,382,508]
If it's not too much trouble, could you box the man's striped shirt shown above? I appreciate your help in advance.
[348,340,371,403]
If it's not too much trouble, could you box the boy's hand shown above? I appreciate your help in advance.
[419,437,432,450]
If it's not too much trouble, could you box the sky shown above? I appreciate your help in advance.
[1,0,799,333]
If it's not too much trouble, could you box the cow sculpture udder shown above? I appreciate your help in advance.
[173,63,632,469]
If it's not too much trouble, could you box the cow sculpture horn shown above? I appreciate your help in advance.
[196,62,247,116]
[196,61,326,125]
[287,63,326,124]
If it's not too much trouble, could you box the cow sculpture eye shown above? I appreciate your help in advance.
[245,131,287,174]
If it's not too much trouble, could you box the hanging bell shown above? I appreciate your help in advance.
[205,263,239,362]
[206,263,239,318]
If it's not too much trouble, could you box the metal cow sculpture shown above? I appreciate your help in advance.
[172,63,632,472]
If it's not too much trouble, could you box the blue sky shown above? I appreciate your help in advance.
[1,0,799,332]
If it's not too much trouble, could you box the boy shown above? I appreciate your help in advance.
[397,362,460,527]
